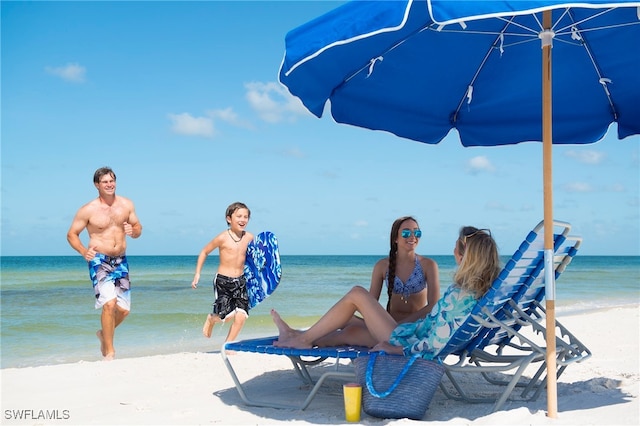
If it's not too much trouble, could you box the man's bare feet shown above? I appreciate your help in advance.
[270,309,311,349]
[97,330,115,360]
[202,314,221,338]
[96,330,106,356]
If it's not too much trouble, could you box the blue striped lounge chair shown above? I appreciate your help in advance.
[436,220,591,412]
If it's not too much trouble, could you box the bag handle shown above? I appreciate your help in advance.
[365,351,421,398]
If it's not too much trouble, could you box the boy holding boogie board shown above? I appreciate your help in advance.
[191,202,253,344]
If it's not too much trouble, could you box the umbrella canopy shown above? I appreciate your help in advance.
[280,0,640,146]
[278,0,640,417]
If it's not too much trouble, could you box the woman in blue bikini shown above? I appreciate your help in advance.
[315,216,440,347]
[272,226,501,359]
[373,216,440,323]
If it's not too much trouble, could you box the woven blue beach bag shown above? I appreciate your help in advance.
[353,352,445,420]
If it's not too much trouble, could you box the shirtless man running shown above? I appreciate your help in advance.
[67,167,142,360]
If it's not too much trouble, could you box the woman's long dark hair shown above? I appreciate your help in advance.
[386,216,418,312]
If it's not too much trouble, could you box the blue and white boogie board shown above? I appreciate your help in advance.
[243,231,282,309]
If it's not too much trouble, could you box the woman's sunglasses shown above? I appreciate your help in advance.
[462,228,491,245]
[401,229,422,239]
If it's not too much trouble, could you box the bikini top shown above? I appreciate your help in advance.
[386,256,427,300]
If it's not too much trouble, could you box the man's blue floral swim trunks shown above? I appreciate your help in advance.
[88,253,131,310]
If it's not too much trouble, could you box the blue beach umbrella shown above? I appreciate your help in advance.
[278,0,640,416]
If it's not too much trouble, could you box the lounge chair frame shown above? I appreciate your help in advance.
[222,338,368,409]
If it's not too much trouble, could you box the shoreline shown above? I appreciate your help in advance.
[2,299,636,370]
[2,254,637,370]
[1,304,638,425]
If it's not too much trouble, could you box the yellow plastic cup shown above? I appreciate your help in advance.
[343,383,362,422]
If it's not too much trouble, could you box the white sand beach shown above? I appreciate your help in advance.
[1,305,638,425]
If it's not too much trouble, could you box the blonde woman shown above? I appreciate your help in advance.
[272,227,501,359]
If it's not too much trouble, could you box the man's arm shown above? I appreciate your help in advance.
[67,208,89,257]
[123,219,142,239]
[124,199,142,239]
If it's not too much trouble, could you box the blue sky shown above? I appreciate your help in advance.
[2,1,638,257]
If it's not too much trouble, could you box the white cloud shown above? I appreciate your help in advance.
[354,220,368,227]
[563,182,594,192]
[283,147,305,158]
[466,155,495,174]
[608,183,625,192]
[485,201,512,212]
[206,107,254,130]
[168,107,255,139]
[631,149,639,167]
[564,149,605,165]
[45,63,86,83]
[245,81,310,123]
[167,113,214,137]
[320,170,339,179]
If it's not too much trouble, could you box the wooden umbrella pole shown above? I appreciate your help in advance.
[542,9,558,419]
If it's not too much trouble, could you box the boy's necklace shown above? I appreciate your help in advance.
[228,229,244,243]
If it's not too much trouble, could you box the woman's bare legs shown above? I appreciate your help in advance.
[272,286,397,348]
[314,317,378,347]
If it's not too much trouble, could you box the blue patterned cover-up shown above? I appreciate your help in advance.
[389,284,477,359]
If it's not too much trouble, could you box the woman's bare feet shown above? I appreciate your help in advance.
[270,309,295,334]
[202,314,221,338]
[270,309,312,348]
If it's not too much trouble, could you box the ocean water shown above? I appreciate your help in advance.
[0,255,638,369]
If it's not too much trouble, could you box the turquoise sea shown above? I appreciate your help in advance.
[1,255,638,369]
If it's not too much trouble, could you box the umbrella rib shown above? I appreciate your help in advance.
[449,6,639,126]
[556,19,640,36]
[283,1,415,78]
[341,24,432,85]
[564,10,620,121]
[497,14,543,35]
[431,27,539,38]
[552,8,640,42]
[451,18,522,125]
[553,7,614,35]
